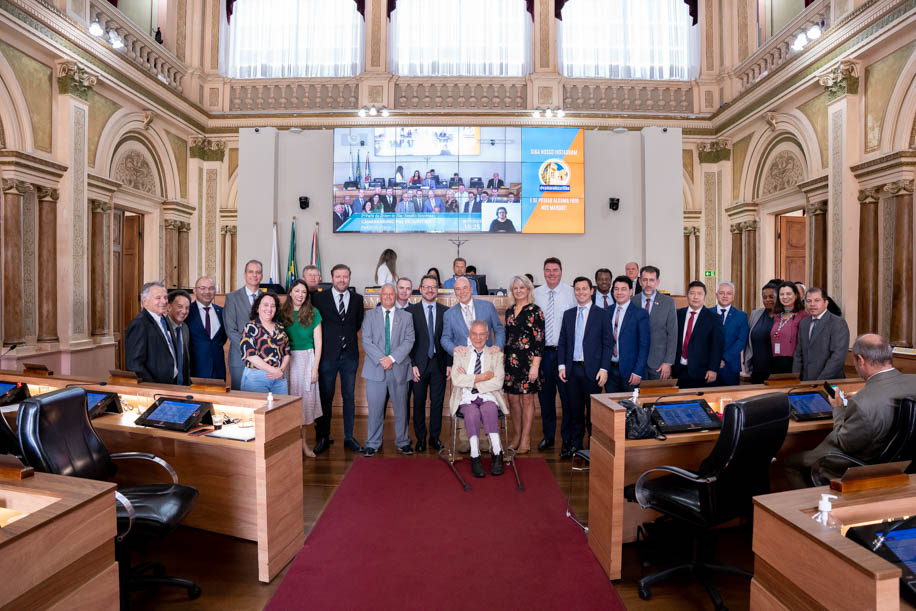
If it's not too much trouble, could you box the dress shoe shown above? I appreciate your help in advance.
[343,438,364,452]
[537,438,555,451]
[490,452,505,476]
[559,445,573,459]
[313,437,331,455]
[397,444,414,455]
[470,456,485,478]
[414,439,427,452]
[429,438,444,451]
[364,447,377,457]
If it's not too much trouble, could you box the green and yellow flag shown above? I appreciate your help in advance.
[286,218,298,292]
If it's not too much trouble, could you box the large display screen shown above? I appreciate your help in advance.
[331,126,584,234]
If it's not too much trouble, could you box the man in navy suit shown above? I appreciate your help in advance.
[441,276,504,356]
[408,275,451,451]
[462,191,481,214]
[675,281,724,388]
[606,275,650,393]
[557,277,613,458]
[186,276,227,380]
[125,281,179,384]
[710,281,749,386]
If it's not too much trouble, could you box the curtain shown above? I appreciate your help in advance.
[558,0,699,80]
[220,0,364,78]
[389,0,531,77]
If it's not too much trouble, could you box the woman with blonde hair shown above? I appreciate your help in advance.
[503,274,544,453]
[279,279,323,457]
[375,248,398,285]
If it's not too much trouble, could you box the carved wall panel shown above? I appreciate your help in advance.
[395,81,527,110]
[760,151,804,196]
[112,144,160,196]
[563,82,694,113]
[229,82,360,111]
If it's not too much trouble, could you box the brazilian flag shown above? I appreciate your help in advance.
[286,218,298,292]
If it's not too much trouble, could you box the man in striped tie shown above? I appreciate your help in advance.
[674,281,724,389]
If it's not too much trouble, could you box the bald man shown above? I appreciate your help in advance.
[624,261,642,296]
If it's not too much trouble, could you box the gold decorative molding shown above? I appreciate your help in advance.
[190,137,226,162]
[884,179,914,195]
[697,139,731,164]
[857,186,882,204]
[818,60,859,102]
[56,60,98,101]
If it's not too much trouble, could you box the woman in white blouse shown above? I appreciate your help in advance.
[375,248,398,285]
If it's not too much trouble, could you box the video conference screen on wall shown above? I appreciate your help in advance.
[331,126,584,234]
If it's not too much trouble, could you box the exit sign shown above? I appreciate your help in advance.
[704,270,715,277]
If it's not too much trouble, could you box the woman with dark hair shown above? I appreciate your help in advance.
[745,282,780,384]
[362,199,374,214]
[370,194,383,212]
[395,165,405,183]
[770,281,808,374]
[240,292,289,394]
[280,279,322,457]
[826,294,843,317]
[426,267,441,287]
[409,170,422,186]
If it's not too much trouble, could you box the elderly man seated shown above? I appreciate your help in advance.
[449,320,507,477]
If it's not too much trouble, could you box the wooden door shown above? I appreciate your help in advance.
[777,215,807,283]
[112,209,124,368]
[118,213,143,368]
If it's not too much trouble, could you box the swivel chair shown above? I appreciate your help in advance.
[624,392,790,610]
[17,387,201,609]
[566,449,590,532]
[811,395,916,486]
[0,410,20,457]
[440,407,522,492]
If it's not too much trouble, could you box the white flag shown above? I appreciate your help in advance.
[269,224,280,284]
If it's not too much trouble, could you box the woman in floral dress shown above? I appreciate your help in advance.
[503,274,545,454]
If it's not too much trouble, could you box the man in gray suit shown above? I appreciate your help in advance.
[362,283,415,457]
[784,334,916,488]
[224,260,263,390]
[793,287,850,381]
[632,265,677,380]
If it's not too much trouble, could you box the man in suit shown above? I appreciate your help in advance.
[455,184,469,209]
[783,334,916,488]
[448,173,463,187]
[383,187,397,213]
[442,257,479,294]
[711,281,749,386]
[606,275,650,393]
[301,265,322,294]
[421,171,438,188]
[167,289,192,386]
[408,189,423,213]
[224,259,263,390]
[441,276,504,356]
[534,257,577,452]
[395,277,412,310]
[312,263,365,454]
[793,287,850,381]
[593,268,613,309]
[362,283,415,457]
[624,261,643,296]
[423,191,442,213]
[675,281,724,388]
[125,281,179,384]
[187,276,227,381]
[486,172,505,189]
[634,265,678,381]
[395,192,412,213]
[409,275,451,451]
[558,277,613,458]
[461,191,481,214]
[352,189,368,213]
[332,202,349,231]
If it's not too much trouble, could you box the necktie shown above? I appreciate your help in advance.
[719,308,726,324]
[175,325,184,385]
[384,310,391,355]
[644,296,651,312]
[603,295,608,308]
[427,305,436,359]
[809,317,818,340]
[471,350,482,393]
[545,290,556,346]
[249,292,255,305]
[204,306,211,337]
[574,306,585,361]
[682,310,696,360]
[338,293,345,316]
[613,306,621,358]
[462,304,472,328]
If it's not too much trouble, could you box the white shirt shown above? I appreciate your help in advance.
[146,308,177,376]
[245,287,260,305]
[680,306,704,365]
[331,287,351,313]
[611,300,629,362]
[641,291,656,313]
[716,304,731,323]
[459,349,497,404]
[534,282,576,347]
[376,264,395,286]
[558,302,596,371]
[196,302,221,338]
[595,291,612,308]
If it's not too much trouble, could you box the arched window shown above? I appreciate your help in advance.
[389,0,531,77]
[558,0,699,80]
[220,0,364,78]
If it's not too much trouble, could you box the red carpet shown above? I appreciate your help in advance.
[268,458,624,610]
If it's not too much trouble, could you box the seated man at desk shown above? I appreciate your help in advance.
[783,333,916,488]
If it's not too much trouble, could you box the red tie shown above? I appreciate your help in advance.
[644,297,651,311]
[603,295,608,308]
[681,310,696,360]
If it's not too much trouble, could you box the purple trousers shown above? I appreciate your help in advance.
[460,397,499,436]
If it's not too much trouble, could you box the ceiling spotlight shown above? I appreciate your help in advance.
[532,110,541,118]
[791,32,807,52]
[358,108,367,118]
[368,106,377,116]
[556,109,565,118]
[89,20,103,36]
[380,107,389,118]
[806,24,822,40]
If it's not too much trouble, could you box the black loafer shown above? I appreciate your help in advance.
[537,438,554,451]
[414,440,427,452]
[343,438,364,452]
[470,456,485,478]
[429,438,444,450]
[559,446,573,459]
[491,452,505,476]
[398,444,414,455]
[364,447,377,457]
[313,437,331,455]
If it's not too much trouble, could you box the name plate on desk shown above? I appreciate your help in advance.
[831,461,911,493]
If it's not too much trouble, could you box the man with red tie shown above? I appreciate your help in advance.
[593,268,613,309]
[674,281,724,388]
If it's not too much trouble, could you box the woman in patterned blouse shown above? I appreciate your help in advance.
[503,274,545,454]
[240,292,290,395]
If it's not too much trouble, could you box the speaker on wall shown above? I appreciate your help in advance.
[299,196,310,210]
[609,197,620,211]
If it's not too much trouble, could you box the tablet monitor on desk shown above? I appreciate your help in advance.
[85,391,122,419]
[135,397,212,432]
[0,381,29,407]
[650,399,721,433]
[847,520,916,605]
[787,391,833,421]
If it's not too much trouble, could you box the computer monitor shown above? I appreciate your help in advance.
[469,177,484,188]
[467,274,488,295]
[258,283,286,295]
[343,180,358,189]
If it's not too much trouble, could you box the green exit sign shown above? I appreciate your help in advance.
[704,270,715,277]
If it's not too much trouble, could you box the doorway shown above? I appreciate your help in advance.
[775,210,806,284]
[112,209,143,368]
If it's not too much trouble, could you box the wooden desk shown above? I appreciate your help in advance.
[587,380,866,581]
[752,476,916,610]
[0,472,118,609]
[0,372,303,584]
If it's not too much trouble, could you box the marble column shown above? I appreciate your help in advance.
[730,223,743,310]
[692,228,701,290]
[90,199,109,336]
[807,200,829,291]
[220,225,229,294]
[37,187,59,342]
[886,180,914,347]
[857,187,881,334]
[2,179,31,345]
[163,220,180,288]
[683,227,692,289]
[177,221,191,289]
[744,221,759,311]
[229,226,238,292]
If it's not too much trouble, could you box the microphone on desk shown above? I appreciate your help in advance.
[153,393,196,402]
[784,382,822,396]
[647,390,705,407]
[0,344,18,359]
[65,381,108,389]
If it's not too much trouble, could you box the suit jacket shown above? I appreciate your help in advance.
[675,307,724,381]
[486,178,504,188]
[633,292,678,371]
[172,319,191,385]
[608,304,650,382]
[360,307,414,383]
[423,197,442,212]
[629,278,643,295]
[224,287,256,369]
[708,305,749,376]
[332,211,347,230]
[744,307,769,373]
[448,349,508,415]
[792,311,850,381]
[408,301,452,375]
[441,299,505,355]
[312,289,365,361]
[557,304,613,382]
[382,198,397,213]
[125,309,177,384]
[187,301,227,380]
[462,199,481,214]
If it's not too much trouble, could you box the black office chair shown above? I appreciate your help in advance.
[624,392,790,610]
[811,395,916,486]
[0,410,20,457]
[17,388,201,608]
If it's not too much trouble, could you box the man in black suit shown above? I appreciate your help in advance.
[624,261,643,296]
[187,276,227,380]
[486,172,505,189]
[462,191,481,213]
[383,187,397,213]
[167,289,192,386]
[125,281,179,384]
[332,201,349,231]
[674,281,724,388]
[312,263,365,454]
[408,275,451,451]
[448,173,463,187]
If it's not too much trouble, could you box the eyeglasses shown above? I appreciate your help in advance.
[196,286,216,291]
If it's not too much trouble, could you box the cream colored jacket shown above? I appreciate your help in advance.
[448,348,508,415]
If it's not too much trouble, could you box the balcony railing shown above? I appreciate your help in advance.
[228,79,359,111]
[393,78,527,110]
[563,80,695,114]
